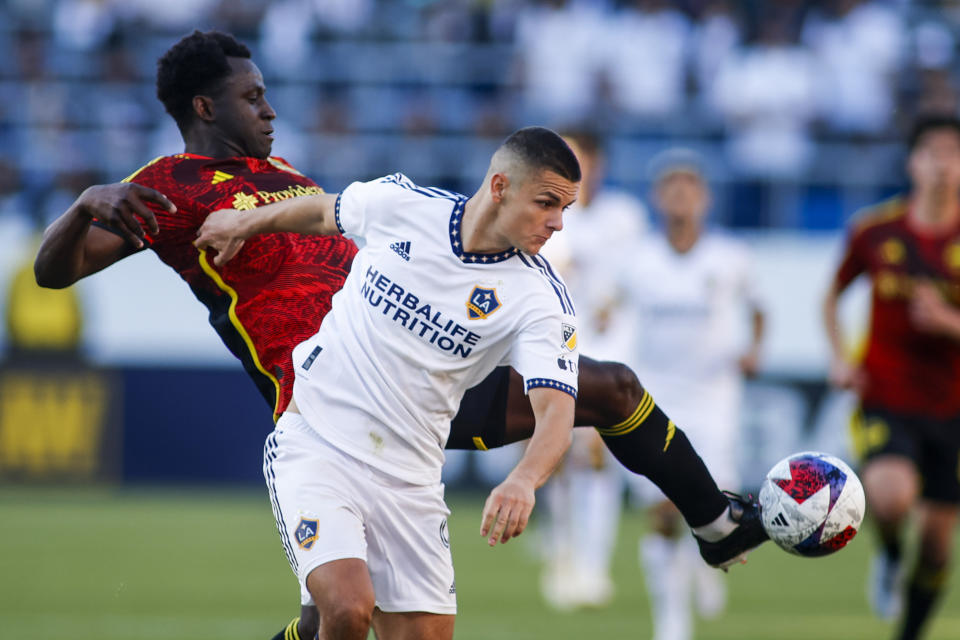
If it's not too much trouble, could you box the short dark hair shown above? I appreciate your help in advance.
[502,126,581,183]
[156,30,251,130]
[908,114,960,152]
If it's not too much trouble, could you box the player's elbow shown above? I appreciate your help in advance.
[33,255,72,289]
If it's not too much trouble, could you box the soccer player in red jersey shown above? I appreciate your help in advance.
[36,31,766,640]
[824,115,960,640]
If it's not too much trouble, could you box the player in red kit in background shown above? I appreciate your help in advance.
[36,30,767,640]
[824,115,960,640]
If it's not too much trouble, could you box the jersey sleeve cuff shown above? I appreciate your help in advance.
[334,193,345,235]
[525,378,577,399]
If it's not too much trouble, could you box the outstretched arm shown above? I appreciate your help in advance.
[823,279,864,390]
[738,305,766,377]
[480,387,574,546]
[35,183,176,288]
[194,193,340,266]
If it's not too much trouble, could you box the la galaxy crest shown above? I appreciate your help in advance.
[295,517,319,550]
[466,286,501,320]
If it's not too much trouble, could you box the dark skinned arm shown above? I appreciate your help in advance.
[35,182,176,288]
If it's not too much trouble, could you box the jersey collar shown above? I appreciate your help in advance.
[448,196,520,264]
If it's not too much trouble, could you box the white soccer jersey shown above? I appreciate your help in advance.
[620,234,761,489]
[540,189,647,360]
[291,174,579,486]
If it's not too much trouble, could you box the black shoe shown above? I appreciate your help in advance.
[695,492,769,570]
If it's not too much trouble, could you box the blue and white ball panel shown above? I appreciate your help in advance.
[759,451,865,557]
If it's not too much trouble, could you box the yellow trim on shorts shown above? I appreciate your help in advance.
[472,436,488,451]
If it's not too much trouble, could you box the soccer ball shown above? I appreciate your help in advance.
[758,451,865,557]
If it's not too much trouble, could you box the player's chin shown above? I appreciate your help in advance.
[253,138,274,158]
[526,237,550,255]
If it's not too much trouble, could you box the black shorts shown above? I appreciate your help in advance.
[852,405,960,504]
[446,366,511,451]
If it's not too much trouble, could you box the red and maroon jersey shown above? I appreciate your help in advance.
[124,153,357,420]
[834,196,960,418]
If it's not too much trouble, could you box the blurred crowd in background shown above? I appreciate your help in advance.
[2,0,959,231]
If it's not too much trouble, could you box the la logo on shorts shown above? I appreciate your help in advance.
[295,517,319,550]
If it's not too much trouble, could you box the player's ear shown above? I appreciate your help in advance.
[193,95,215,123]
[490,173,509,204]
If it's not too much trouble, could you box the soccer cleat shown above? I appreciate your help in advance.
[694,492,769,571]
[868,553,904,620]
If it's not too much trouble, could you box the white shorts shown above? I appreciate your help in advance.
[264,412,456,614]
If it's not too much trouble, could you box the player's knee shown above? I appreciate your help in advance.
[319,599,374,638]
[649,500,684,538]
[862,458,917,521]
[606,362,644,424]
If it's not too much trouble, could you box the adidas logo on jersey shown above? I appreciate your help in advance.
[390,240,412,261]
[211,170,234,185]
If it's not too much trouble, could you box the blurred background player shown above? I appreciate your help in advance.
[621,149,765,640]
[823,114,960,640]
[538,130,648,610]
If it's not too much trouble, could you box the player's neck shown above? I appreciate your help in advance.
[461,196,511,254]
[183,132,247,159]
[911,188,960,231]
[666,227,700,254]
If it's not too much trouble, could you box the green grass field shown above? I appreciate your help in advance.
[2,486,959,640]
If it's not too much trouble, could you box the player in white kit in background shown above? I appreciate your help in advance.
[538,131,649,609]
[620,150,766,640]
[195,127,582,640]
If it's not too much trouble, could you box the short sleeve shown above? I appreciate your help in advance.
[335,174,407,241]
[834,225,868,291]
[124,162,202,247]
[507,307,580,400]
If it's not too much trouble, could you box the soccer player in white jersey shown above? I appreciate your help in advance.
[538,131,649,609]
[620,150,766,640]
[196,127,582,640]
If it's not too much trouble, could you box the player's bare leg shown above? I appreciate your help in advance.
[501,357,647,441]
[502,358,729,527]
[897,502,958,640]
[371,610,455,640]
[306,559,375,640]
[502,357,766,566]
[861,455,919,619]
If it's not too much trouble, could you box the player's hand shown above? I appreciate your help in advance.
[828,358,865,392]
[194,209,246,266]
[77,183,175,249]
[738,347,761,378]
[480,474,536,546]
[910,281,952,334]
